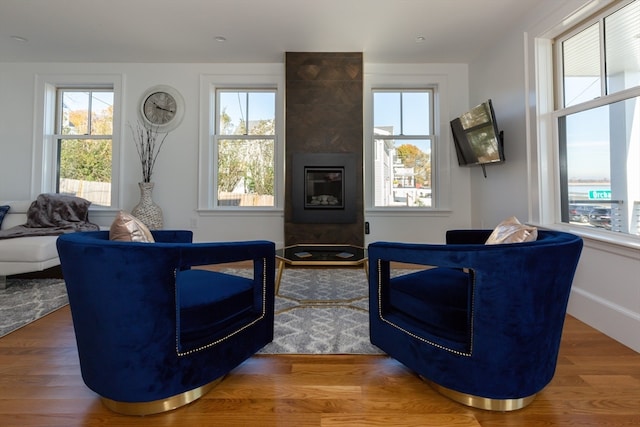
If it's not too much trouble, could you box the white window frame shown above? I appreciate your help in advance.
[33,74,123,211]
[371,88,435,208]
[532,0,640,249]
[364,70,452,213]
[197,67,285,214]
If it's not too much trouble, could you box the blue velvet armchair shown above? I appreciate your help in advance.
[368,229,583,411]
[56,230,275,415]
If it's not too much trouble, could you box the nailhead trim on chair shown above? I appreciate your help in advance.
[376,259,475,357]
[175,258,269,356]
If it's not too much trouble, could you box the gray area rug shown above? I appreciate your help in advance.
[0,278,69,337]
[225,267,384,354]
[0,269,388,355]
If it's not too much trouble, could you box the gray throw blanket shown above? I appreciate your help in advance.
[0,193,99,240]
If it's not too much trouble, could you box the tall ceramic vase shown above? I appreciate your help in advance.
[131,182,163,230]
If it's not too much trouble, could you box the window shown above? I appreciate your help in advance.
[34,74,121,211]
[214,90,276,207]
[372,89,434,207]
[555,0,640,236]
[197,68,283,212]
[55,88,114,207]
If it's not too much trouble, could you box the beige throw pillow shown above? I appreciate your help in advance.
[485,216,538,245]
[109,211,155,243]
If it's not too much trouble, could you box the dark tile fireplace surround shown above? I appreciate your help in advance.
[284,52,364,247]
[291,152,358,224]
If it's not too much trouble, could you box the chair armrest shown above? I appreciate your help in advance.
[445,229,492,245]
[369,240,493,270]
[177,240,275,268]
[151,229,193,243]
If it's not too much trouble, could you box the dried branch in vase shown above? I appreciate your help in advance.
[128,121,169,183]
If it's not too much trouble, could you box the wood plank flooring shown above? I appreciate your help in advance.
[0,306,638,426]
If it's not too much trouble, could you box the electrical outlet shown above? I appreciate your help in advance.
[190,217,198,229]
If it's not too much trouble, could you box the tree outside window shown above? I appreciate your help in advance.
[56,89,114,207]
[216,90,276,207]
[373,90,433,207]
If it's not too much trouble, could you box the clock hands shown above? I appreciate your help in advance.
[152,101,175,113]
[142,88,183,129]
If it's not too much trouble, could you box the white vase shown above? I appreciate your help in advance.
[131,182,163,230]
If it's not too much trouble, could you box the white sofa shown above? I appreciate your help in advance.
[0,200,61,289]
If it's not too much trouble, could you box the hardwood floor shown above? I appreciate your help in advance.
[0,306,638,427]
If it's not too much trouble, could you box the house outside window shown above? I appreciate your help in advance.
[372,89,434,207]
[55,88,114,207]
[214,89,276,207]
[554,0,640,236]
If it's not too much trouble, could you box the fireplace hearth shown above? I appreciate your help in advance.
[292,153,357,224]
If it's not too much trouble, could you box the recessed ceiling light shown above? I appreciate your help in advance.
[415,36,426,43]
[214,36,227,42]
[10,35,28,42]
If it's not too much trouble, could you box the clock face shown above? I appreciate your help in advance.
[138,85,185,132]
[143,91,177,125]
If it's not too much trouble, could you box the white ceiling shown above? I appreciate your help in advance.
[1,0,542,63]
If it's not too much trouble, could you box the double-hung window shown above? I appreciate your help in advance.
[214,89,276,207]
[55,88,114,207]
[554,0,639,236]
[372,89,434,207]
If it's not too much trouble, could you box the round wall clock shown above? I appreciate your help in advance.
[139,85,185,132]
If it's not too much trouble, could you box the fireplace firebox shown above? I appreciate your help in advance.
[292,153,357,224]
[304,167,344,209]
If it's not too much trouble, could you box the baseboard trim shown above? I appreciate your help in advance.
[568,287,640,353]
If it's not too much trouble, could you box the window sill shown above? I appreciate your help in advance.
[365,208,452,217]
[196,208,283,218]
[532,222,640,258]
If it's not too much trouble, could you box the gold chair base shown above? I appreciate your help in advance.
[100,376,224,415]
[421,377,536,411]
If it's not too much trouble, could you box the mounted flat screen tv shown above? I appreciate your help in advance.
[450,100,504,176]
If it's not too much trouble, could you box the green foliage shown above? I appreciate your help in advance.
[218,140,247,192]
[59,102,113,183]
[217,138,274,195]
[397,143,431,187]
[218,112,275,196]
[245,140,274,195]
[59,139,111,182]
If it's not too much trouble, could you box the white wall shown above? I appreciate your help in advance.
[0,61,472,248]
[0,62,285,244]
[3,2,636,353]
[468,33,530,229]
[363,63,473,245]
[468,0,640,352]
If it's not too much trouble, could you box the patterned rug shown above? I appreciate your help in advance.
[225,267,383,354]
[0,269,384,354]
[0,278,69,337]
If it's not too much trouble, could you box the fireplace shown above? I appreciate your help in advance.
[292,152,357,224]
[285,52,363,246]
[304,167,344,209]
